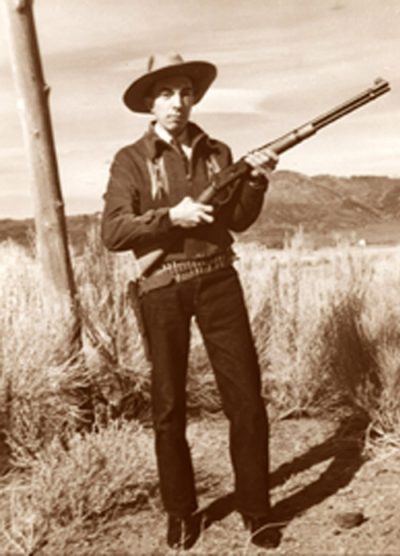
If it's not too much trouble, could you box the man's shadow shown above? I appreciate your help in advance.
[200,413,368,530]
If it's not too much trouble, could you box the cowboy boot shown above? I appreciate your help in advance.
[167,514,201,550]
[242,514,282,549]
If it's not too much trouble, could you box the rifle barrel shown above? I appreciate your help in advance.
[312,78,390,130]
[262,78,390,155]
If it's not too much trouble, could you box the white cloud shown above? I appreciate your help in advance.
[195,88,268,114]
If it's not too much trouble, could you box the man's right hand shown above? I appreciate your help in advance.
[169,196,214,228]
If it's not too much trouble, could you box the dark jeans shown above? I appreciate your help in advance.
[141,266,270,517]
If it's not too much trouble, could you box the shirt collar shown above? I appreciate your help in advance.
[154,122,175,146]
[144,121,215,160]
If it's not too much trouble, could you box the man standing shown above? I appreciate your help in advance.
[101,53,280,550]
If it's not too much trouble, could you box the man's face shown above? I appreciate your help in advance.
[148,75,194,136]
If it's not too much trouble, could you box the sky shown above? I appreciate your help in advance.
[0,0,399,218]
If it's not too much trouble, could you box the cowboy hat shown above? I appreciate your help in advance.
[123,52,217,113]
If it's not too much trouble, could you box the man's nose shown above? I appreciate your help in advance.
[171,92,183,107]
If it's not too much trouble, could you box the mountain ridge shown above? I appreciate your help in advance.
[1,171,400,249]
[240,170,400,247]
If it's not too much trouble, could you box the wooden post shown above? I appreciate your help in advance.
[2,0,81,337]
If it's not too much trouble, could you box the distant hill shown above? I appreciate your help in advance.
[0,213,99,254]
[240,171,400,248]
[1,171,400,250]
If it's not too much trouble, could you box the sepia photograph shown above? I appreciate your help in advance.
[0,0,399,554]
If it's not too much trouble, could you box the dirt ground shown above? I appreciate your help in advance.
[27,413,399,556]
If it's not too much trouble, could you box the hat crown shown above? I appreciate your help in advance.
[147,52,185,73]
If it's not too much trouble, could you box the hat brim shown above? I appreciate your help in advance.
[123,60,217,113]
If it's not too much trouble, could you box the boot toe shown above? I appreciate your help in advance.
[167,514,201,550]
[243,514,282,549]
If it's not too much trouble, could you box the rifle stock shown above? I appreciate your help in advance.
[135,78,390,277]
[136,247,166,276]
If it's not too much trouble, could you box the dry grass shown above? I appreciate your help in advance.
[1,226,400,552]
[0,421,158,555]
[2,228,400,435]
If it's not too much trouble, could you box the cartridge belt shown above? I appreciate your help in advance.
[138,252,235,296]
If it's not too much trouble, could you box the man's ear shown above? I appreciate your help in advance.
[144,96,154,113]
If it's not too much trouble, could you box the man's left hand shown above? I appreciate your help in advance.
[245,147,279,181]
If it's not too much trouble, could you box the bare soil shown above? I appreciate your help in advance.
[27,413,400,556]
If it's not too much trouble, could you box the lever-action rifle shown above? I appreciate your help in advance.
[136,77,390,278]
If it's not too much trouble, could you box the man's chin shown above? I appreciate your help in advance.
[166,120,187,135]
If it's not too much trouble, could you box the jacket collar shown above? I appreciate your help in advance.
[143,121,217,160]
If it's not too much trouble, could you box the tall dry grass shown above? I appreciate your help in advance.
[1,421,157,555]
[1,226,400,553]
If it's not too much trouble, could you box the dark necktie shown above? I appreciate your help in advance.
[172,139,190,176]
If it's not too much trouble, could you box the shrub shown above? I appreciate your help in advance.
[0,421,157,555]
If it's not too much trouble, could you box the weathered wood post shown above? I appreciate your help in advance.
[2,0,81,341]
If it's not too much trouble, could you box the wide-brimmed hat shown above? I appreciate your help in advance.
[123,52,217,113]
